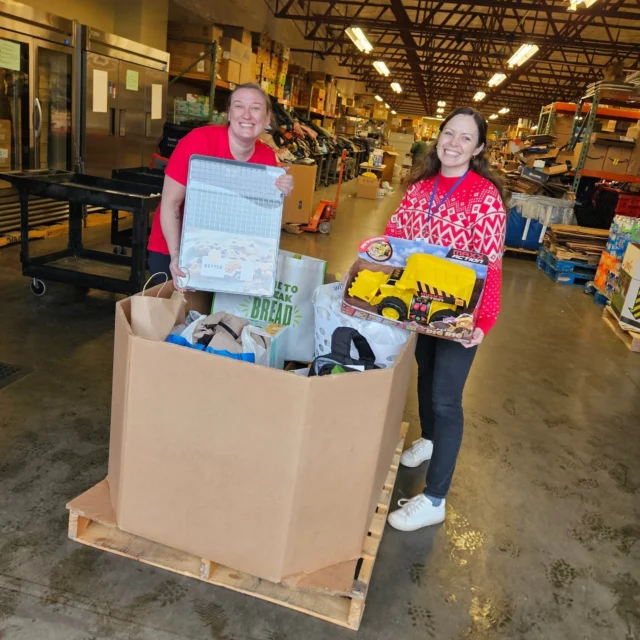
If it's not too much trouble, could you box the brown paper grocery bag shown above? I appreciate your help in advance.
[131,275,186,341]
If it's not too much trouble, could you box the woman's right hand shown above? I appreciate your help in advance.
[169,255,187,291]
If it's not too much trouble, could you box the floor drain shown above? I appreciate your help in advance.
[0,362,32,391]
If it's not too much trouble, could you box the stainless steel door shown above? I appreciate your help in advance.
[34,40,72,170]
[84,51,118,177]
[143,67,167,163]
[0,30,32,172]
[116,60,145,169]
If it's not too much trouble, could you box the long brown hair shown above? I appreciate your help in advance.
[409,107,506,204]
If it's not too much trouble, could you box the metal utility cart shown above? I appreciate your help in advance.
[110,167,165,254]
[0,170,161,296]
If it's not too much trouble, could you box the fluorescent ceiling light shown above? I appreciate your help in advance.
[489,114,499,120]
[374,95,383,102]
[507,44,539,68]
[473,91,486,101]
[498,107,510,114]
[391,110,397,114]
[488,73,507,87]
[384,103,390,109]
[373,60,390,76]
[568,0,598,10]
[345,27,373,53]
[390,82,402,93]
[437,100,446,107]
[437,108,444,113]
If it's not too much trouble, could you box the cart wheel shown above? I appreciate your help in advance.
[318,221,331,234]
[30,278,46,297]
[113,245,127,256]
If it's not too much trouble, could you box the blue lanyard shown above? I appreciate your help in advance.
[427,171,469,222]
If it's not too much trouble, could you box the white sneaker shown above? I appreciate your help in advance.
[400,438,433,467]
[387,494,446,531]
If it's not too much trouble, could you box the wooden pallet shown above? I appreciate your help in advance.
[602,306,640,353]
[66,422,409,631]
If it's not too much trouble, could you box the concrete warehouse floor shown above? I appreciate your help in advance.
[0,177,639,640]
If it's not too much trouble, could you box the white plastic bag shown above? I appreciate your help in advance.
[312,282,409,368]
[212,251,326,362]
[241,325,271,368]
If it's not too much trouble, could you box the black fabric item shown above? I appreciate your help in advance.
[309,328,380,376]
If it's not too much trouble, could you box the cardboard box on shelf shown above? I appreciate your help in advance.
[258,34,272,51]
[167,22,223,42]
[275,85,284,99]
[277,59,289,76]
[271,41,282,57]
[280,46,291,61]
[169,52,211,77]
[239,60,254,85]
[357,174,380,199]
[281,164,317,224]
[627,125,640,140]
[219,59,241,85]
[107,286,415,584]
[373,106,388,121]
[256,47,271,65]
[277,72,287,87]
[220,25,252,47]
[221,38,252,65]
[602,147,633,175]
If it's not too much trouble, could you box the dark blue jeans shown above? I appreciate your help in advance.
[416,334,477,499]
[148,250,172,285]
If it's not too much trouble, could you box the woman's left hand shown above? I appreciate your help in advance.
[275,166,294,197]
[460,327,484,348]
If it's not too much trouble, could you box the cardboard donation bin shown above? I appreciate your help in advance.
[341,236,489,341]
[357,174,379,199]
[611,242,640,331]
[108,286,416,583]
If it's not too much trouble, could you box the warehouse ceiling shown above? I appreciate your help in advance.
[266,0,640,121]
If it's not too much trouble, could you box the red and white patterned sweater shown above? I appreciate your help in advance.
[385,170,507,334]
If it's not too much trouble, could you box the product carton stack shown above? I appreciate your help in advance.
[595,215,640,298]
[167,22,223,80]
[254,35,290,98]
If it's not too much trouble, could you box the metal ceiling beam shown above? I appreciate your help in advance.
[276,0,638,21]
[387,0,430,113]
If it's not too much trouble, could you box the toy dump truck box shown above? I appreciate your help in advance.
[342,236,489,341]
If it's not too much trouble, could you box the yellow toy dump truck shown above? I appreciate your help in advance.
[348,253,477,324]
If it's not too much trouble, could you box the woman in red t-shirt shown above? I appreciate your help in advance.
[148,83,293,288]
[385,107,507,532]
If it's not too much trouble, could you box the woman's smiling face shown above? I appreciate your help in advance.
[228,88,270,142]
[436,114,485,175]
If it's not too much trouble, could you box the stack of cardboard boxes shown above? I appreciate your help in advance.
[167,23,223,80]
[167,23,254,86]
[254,35,290,99]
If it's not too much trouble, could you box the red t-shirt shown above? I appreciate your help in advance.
[148,125,278,255]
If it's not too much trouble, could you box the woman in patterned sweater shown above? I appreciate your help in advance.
[386,107,507,531]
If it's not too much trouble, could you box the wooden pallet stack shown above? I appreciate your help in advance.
[538,225,609,286]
